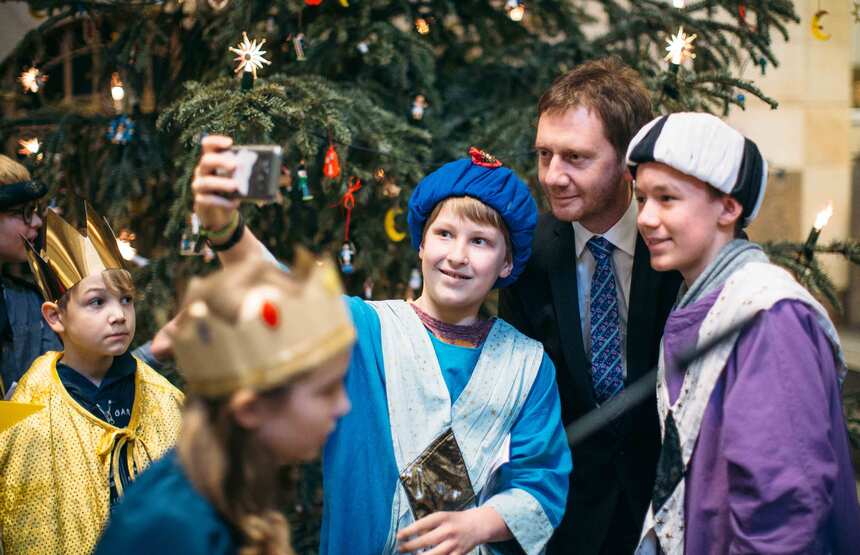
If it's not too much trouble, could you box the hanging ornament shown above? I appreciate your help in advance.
[305,0,323,5]
[280,165,293,192]
[17,138,42,159]
[384,206,407,242]
[736,93,746,107]
[357,40,369,54]
[415,18,430,35]
[758,56,767,75]
[107,114,136,145]
[664,26,697,65]
[412,94,428,120]
[374,168,386,182]
[180,213,202,255]
[230,31,272,86]
[19,66,47,94]
[339,241,356,274]
[291,33,307,61]
[297,160,313,200]
[505,0,526,21]
[363,278,374,300]
[383,180,402,199]
[208,0,230,10]
[323,143,341,179]
[339,0,349,6]
[408,268,422,291]
[338,177,362,242]
[853,1,860,23]
[671,0,685,8]
[810,10,831,41]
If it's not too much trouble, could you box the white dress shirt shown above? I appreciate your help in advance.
[571,199,638,378]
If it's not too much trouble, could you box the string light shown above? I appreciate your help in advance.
[814,202,834,231]
[415,18,430,35]
[506,0,526,21]
[17,138,41,157]
[664,26,697,65]
[110,73,125,102]
[19,67,46,94]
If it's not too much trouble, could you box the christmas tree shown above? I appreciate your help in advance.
[3,0,855,549]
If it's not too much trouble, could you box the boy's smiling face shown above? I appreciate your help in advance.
[417,203,512,323]
[634,162,742,285]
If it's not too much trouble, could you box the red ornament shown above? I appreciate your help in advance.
[339,177,362,241]
[261,301,279,328]
[305,0,323,4]
[323,144,341,179]
[469,147,502,168]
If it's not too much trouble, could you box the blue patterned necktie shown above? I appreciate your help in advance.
[587,236,624,404]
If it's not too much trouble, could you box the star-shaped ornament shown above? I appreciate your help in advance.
[229,32,272,79]
[664,26,697,65]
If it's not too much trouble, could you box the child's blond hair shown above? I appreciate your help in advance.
[0,155,31,185]
[56,269,136,311]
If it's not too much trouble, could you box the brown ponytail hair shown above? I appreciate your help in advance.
[176,392,294,555]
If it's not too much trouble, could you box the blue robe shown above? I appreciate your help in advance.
[94,450,238,554]
[321,297,571,554]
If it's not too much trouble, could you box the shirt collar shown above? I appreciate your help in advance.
[57,351,136,392]
[572,198,638,258]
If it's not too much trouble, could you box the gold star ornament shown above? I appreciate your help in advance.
[230,32,272,79]
[664,26,697,65]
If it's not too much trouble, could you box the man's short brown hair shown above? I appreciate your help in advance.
[537,57,653,162]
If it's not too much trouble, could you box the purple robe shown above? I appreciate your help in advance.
[662,286,860,554]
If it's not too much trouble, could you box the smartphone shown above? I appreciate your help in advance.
[228,145,283,202]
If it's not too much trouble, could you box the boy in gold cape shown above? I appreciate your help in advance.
[0,204,183,554]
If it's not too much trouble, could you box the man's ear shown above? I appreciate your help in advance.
[718,195,744,229]
[42,302,65,335]
[229,389,263,430]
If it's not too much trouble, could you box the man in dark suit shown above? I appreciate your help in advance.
[499,58,682,554]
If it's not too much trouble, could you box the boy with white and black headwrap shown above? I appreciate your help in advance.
[627,113,860,554]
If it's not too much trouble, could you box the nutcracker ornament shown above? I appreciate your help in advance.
[297,160,313,200]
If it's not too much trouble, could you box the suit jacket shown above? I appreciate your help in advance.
[499,213,681,554]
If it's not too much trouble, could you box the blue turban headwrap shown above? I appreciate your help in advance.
[407,152,537,288]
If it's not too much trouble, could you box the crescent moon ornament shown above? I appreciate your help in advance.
[811,10,832,41]
[384,207,406,242]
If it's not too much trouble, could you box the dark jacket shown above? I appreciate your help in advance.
[499,213,681,554]
[0,275,62,397]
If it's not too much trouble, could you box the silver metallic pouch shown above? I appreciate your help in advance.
[399,428,476,520]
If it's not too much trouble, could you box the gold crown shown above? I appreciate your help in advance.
[170,251,356,398]
[24,202,127,302]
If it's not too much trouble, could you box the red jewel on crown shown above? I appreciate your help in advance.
[469,147,502,168]
[261,301,279,328]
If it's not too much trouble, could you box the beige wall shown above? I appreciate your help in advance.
[726,0,853,291]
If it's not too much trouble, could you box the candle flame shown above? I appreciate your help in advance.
[813,202,833,231]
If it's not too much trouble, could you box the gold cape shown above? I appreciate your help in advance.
[0,352,184,555]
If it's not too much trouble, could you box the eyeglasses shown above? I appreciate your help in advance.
[2,202,40,226]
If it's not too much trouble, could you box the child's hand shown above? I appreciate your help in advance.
[192,135,240,232]
[396,507,509,555]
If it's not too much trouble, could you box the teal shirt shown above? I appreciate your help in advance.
[94,450,238,554]
[321,297,571,554]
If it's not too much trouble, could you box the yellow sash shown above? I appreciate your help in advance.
[0,352,184,555]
